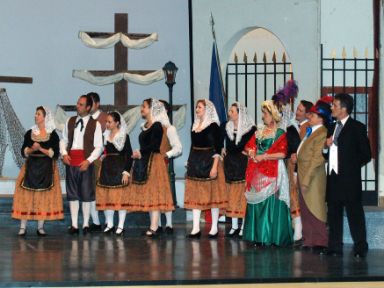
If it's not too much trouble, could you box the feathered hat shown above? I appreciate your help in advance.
[309,96,333,124]
[272,79,299,109]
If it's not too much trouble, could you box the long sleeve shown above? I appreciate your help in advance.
[49,131,60,159]
[165,125,182,158]
[21,130,33,158]
[211,123,223,156]
[140,122,163,155]
[124,135,133,172]
[300,133,327,187]
[60,118,69,157]
[356,122,371,166]
[87,121,103,163]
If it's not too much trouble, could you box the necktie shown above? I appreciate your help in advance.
[75,118,84,132]
[305,127,312,138]
[333,121,343,146]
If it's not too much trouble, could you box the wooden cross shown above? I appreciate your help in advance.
[64,13,180,114]
[84,13,155,107]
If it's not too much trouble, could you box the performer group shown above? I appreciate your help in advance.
[11,80,372,258]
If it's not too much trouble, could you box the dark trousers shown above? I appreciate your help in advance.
[66,164,95,202]
[327,172,368,254]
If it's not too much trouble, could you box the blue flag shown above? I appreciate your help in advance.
[209,42,227,123]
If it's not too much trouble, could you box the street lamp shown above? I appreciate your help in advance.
[162,61,178,207]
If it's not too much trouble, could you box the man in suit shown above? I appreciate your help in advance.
[287,100,313,245]
[324,93,371,258]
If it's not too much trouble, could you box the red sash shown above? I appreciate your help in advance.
[69,150,85,166]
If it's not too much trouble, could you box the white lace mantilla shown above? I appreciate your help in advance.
[226,102,255,144]
[192,99,220,132]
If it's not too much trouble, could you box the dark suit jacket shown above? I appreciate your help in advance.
[324,117,371,202]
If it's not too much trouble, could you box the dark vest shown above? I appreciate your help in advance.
[95,111,108,132]
[67,116,97,159]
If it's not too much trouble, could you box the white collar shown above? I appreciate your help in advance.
[92,110,101,120]
[299,119,308,126]
[77,114,90,121]
[339,115,349,126]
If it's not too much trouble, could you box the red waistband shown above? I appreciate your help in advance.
[69,150,85,166]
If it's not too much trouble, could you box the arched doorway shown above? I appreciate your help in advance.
[225,28,292,124]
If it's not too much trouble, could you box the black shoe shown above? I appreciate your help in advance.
[226,228,240,238]
[146,228,160,238]
[208,232,219,239]
[68,226,79,235]
[89,223,103,232]
[82,226,90,235]
[187,231,201,239]
[312,246,328,255]
[18,228,27,237]
[115,228,124,236]
[165,226,174,235]
[354,251,367,258]
[103,226,115,235]
[323,249,343,257]
[36,229,47,237]
[293,239,303,248]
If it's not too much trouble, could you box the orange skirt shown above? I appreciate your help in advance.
[225,182,247,218]
[96,185,128,211]
[12,163,64,221]
[184,161,227,210]
[122,153,174,212]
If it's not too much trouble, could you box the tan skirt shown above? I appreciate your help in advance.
[225,182,247,218]
[96,185,128,211]
[184,161,227,210]
[12,163,64,221]
[122,153,174,212]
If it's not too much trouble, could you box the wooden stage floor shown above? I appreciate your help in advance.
[0,223,383,287]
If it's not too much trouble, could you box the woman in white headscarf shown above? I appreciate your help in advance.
[96,111,133,236]
[184,99,227,239]
[12,106,64,236]
[123,98,174,238]
[222,102,256,238]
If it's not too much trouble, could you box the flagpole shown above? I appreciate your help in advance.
[210,12,227,110]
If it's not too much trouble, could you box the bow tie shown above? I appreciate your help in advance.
[305,127,312,138]
[75,118,84,132]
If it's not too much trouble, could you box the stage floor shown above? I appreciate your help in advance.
[0,223,383,287]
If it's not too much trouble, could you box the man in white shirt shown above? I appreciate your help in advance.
[87,92,108,232]
[60,95,103,235]
[323,93,371,258]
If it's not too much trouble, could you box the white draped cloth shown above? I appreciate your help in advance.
[79,31,158,49]
[54,105,186,134]
[72,69,164,86]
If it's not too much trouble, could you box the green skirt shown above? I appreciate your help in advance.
[243,194,293,246]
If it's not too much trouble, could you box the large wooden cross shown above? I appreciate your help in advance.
[87,13,156,107]
[63,13,180,113]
